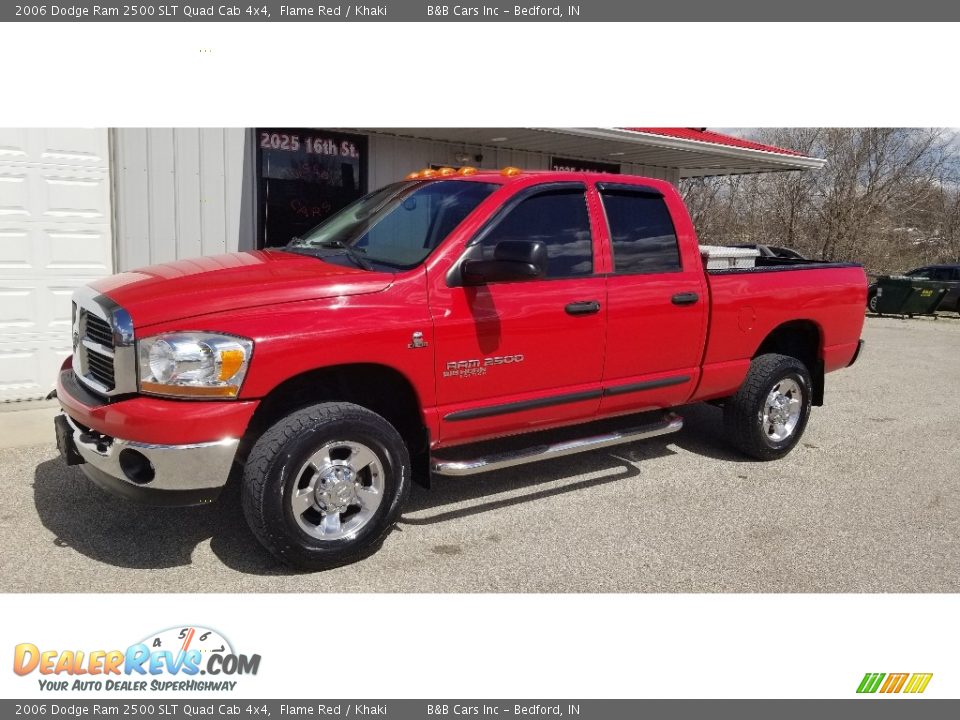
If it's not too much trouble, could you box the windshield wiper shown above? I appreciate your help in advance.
[315,240,373,271]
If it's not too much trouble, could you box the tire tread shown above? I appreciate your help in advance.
[241,402,409,569]
[724,353,811,461]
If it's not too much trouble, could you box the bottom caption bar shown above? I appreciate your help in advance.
[4,700,959,718]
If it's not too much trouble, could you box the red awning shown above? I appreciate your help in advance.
[622,128,805,157]
[363,127,825,178]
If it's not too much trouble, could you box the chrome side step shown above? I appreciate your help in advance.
[430,412,683,477]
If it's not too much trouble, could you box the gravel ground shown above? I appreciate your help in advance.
[1,315,958,593]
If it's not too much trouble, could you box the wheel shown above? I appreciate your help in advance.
[867,289,879,314]
[724,353,812,461]
[242,402,411,570]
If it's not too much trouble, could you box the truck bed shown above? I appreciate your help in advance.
[690,262,868,403]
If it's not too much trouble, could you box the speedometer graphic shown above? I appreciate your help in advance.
[138,626,234,658]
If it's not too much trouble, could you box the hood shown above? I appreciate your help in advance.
[89,250,395,328]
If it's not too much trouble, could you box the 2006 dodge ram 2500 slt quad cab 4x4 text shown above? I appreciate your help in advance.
[53,168,867,569]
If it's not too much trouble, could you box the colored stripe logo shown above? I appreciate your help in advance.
[857,673,933,694]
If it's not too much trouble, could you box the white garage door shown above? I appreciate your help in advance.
[0,129,113,402]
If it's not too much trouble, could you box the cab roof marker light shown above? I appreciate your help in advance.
[458,166,478,176]
[436,167,457,177]
[501,166,522,177]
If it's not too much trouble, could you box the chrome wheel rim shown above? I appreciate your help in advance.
[761,378,803,443]
[290,440,385,541]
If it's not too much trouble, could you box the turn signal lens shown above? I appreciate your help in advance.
[458,166,478,176]
[501,166,522,177]
[217,349,245,382]
[140,382,239,398]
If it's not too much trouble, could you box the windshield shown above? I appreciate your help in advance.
[287,180,499,269]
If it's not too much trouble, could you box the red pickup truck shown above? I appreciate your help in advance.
[54,168,867,569]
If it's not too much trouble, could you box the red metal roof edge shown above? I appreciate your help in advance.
[621,128,806,157]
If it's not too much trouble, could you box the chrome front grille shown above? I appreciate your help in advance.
[85,344,115,389]
[79,311,116,390]
[82,313,114,350]
[71,287,136,398]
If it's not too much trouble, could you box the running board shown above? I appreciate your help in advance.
[430,412,683,477]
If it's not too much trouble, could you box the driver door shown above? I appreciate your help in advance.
[429,183,607,445]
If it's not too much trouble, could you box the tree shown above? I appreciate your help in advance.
[680,128,959,274]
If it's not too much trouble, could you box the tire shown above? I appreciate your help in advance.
[867,289,880,314]
[724,353,812,461]
[242,402,411,570]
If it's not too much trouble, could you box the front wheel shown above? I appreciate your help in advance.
[241,402,411,570]
[724,353,812,461]
[867,289,880,314]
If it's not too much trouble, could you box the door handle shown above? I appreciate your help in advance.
[671,292,700,306]
[565,300,601,316]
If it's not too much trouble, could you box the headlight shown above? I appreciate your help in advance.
[137,333,253,399]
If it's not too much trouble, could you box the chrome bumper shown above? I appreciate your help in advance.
[62,413,238,502]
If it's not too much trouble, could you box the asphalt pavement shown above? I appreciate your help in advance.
[2,315,958,592]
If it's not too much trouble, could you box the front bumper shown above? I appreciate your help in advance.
[55,368,257,506]
[60,413,238,505]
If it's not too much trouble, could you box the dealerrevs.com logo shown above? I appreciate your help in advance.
[13,626,261,692]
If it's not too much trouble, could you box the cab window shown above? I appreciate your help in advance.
[479,188,593,278]
[599,188,682,275]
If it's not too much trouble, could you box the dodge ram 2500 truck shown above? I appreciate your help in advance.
[53,168,867,569]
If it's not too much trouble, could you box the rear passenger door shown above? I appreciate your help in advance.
[596,183,708,415]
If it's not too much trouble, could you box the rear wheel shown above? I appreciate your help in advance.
[241,402,411,570]
[724,353,812,460]
[867,289,880,314]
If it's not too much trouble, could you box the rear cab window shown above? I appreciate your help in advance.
[598,184,682,275]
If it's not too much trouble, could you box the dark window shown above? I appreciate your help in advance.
[907,268,931,278]
[931,267,954,281]
[479,189,593,278]
[600,190,681,274]
[256,129,368,248]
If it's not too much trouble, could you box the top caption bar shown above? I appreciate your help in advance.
[3,0,953,21]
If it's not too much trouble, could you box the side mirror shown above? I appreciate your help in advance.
[462,240,548,286]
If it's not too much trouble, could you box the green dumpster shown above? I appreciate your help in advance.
[874,275,950,315]
[873,276,913,314]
